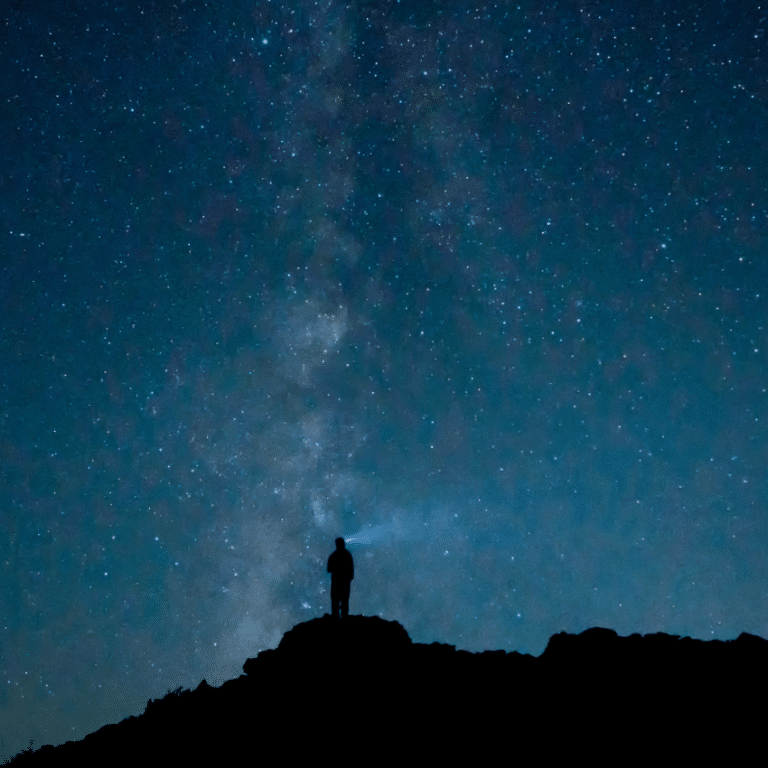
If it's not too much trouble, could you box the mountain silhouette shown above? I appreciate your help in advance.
[8,615,767,764]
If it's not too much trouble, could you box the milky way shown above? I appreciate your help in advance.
[2,0,768,759]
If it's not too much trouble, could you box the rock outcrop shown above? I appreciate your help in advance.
[9,615,766,764]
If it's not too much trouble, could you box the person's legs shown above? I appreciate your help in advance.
[340,581,350,618]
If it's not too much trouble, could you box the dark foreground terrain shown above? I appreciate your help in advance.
[8,615,767,763]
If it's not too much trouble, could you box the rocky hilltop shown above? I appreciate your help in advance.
[8,615,766,764]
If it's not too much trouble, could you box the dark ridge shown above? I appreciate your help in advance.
[8,615,767,764]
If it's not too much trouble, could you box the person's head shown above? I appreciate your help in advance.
[335,537,345,550]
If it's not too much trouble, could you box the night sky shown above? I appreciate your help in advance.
[3,0,768,759]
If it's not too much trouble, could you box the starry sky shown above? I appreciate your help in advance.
[2,0,768,759]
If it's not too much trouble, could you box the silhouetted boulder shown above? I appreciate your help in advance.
[9,617,768,765]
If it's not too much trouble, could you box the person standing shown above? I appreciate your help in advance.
[327,537,354,618]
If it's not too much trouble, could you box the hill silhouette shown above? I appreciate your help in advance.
[7,615,767,763]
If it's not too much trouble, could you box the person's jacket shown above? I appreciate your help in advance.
[327,549,354,582]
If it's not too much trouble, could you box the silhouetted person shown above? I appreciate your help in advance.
[327,537,354,619]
